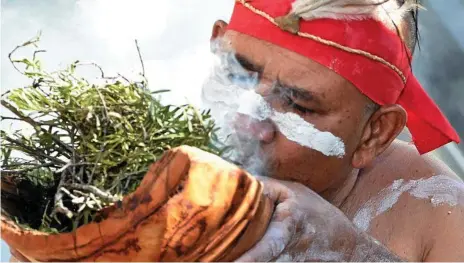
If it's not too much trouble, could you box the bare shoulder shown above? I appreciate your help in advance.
[347,140,464,261]
[348,139,463,206]
[375,139,461,182]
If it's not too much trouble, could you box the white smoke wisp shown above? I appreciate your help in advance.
[201,44,267,176]
[201,39,346,176]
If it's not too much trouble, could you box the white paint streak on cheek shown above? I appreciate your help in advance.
[270,111,346,158]
[202,79,346,158]
[234,90,346,157]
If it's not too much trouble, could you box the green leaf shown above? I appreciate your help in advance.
[2,34,226,235]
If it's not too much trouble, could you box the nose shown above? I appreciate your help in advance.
[233,113,276,143]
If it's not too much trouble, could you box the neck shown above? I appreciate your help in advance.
[321,168,360,207]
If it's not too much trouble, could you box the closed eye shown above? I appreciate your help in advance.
[272,82,316,115]
[282,93,315,114]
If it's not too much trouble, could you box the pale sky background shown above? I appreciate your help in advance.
[1,0,234,107]
[0,0,234,260]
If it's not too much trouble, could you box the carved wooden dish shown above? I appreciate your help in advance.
[1,146,273,262]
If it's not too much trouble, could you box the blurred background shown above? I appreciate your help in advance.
[411,0,464,178]
[1,0,463,260]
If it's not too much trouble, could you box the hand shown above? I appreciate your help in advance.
[235,176,360,262]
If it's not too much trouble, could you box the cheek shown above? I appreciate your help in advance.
[336,110,367,157]
[264,132,351,192]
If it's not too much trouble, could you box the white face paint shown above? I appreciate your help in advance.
[271,111,345,158]
[353,175,464,232]
[204,77,346,158]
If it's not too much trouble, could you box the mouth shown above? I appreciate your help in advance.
[232,143,274,178]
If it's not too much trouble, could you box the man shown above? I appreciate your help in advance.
[205,0,464,261]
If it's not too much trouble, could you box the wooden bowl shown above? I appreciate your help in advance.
[1,146,273,262]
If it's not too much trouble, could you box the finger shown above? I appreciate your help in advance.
[234,220,293,262]
[236,203,299,262]
[270,198,301,223]
[254,176,293,203]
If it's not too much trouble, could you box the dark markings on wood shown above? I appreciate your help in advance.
[97,238,141,257]
[171,217,207,258]
[46,152,190,262]
[159,208,208,260]
[140,193,152,204]
[127,196,139,211]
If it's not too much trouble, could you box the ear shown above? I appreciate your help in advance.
[352,104,407,168]
[210,20,228,52]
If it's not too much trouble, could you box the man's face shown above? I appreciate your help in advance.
[210,29,378,195]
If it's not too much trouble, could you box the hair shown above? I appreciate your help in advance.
[397,0,421,54]
[365,101,381,115]
[364,0,420,115]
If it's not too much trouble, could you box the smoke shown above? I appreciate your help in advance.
[201,42,268,176]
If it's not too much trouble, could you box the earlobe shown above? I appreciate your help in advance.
[352,104,407,168]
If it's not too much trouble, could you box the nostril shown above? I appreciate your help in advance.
[233,113,276,143]
[257,121,275,143]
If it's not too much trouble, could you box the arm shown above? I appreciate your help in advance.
[350,230,405,262]
[422,205,464,262]
[235,177,408,262]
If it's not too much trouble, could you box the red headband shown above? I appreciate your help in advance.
[227,0,460,154]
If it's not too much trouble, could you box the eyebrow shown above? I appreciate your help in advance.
[276,79,322,105]
[233,52,322,105]
[234,53,264,74]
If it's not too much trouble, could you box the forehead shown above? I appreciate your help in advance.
[223,29,370,109]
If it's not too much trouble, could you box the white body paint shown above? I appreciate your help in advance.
[260,213,345,262]
[353,175,464,232]
[409,175,464,207]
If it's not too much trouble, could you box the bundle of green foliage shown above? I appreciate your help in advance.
[0,34,225,234]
